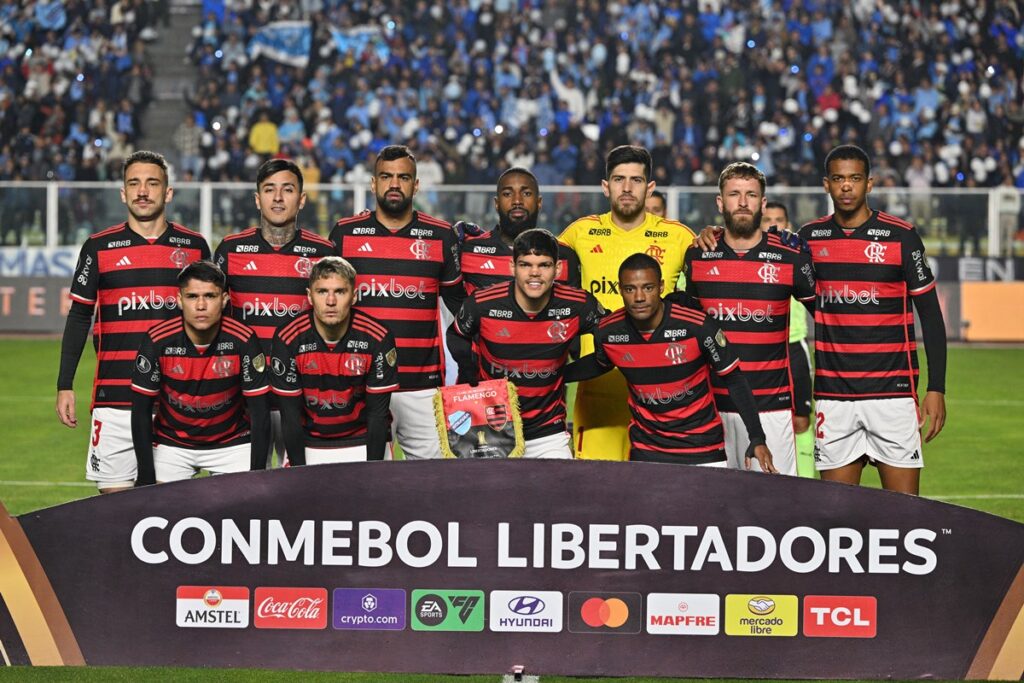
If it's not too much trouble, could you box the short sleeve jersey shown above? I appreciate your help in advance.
[69,222,210,408]
[559,212,695,311]
[452,282,604,439]
[330,210,461,390]
[683,231,816,412]
[214,227,335,354]
[271,309,399,447]
[461,228,581,294]
[131,316,268,448]
[593,303,740,464]
[798,210,937,400]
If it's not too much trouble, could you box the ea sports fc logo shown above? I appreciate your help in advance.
[568,591,642,634]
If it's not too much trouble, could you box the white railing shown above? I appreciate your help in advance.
[0,182,1017,257]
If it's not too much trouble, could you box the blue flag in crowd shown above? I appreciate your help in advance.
[329,26,390,62]
[35,1,67,31]
[248,21,311,68]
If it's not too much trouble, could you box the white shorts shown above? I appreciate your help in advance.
[722,410,797,475]
[390,388,442,460]
[696,460,728,468]
[523,431,573,459]
[154,442,250,482]
[814,398,923,471]
[86,407,136,488]
[300,444,368,465]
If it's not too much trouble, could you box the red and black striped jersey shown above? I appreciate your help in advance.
[683,231,816,412]
[592,303,740,464]
[270,309,399,447]
[452,282,604,439]
[131,316,268,449]
[461,228,582,294]
[69,222,210,409]
[214,227,335,354]
[798,210,937,400]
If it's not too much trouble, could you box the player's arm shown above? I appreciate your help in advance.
[365,392,392,461]
[447,297,480,384]
[278,395,307,466]
[247,393,271,470]
[562,248,582,288]
[564,327,613,383]
[701,319,776,473]
[366,330,399,460]
[57,241,99,427]
[130,336,161,485]
[904,235,947,441]
[440,228,467,315]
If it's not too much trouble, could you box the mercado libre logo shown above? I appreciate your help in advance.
[568,592,642,634]
[411,589,485,632]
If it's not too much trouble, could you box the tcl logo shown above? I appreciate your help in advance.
[803,596,876,638]
[254,587,328,629]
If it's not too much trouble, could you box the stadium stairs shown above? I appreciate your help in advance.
[138,0,202,154]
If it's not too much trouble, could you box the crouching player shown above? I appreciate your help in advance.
[565,254,775,470]
[271,257,399,464]
[131,261,270,484]
[447,229,605,458]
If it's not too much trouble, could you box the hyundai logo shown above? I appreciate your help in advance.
[508,596,546,615]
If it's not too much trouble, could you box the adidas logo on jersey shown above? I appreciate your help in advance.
[622,352,635,363]
[591,245,604,253]
[819,248,830,257]
[481,260,496,270]
[497,327,511,337]
[115,256,132,267]
[707,266,720,275]
[244,261,258,271]
[358,242,373,253]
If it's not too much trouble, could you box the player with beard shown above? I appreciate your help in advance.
[670,163,815,475]
[461,167,580,294]
[559,145,696,461]
[57,151,209,492]
[214,158,335,467]
[329,145,464,460]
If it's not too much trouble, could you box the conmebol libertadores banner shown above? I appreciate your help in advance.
[2,461,1022,679]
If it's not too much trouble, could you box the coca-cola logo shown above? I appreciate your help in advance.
[253,588,328,629]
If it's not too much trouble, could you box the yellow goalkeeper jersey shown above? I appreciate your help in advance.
[559,211,695,460]
[559,212,696,310]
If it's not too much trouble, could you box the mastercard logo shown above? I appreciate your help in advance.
[580,597,630,628]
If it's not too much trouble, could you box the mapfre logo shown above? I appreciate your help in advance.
[803,595,877,638]
[254,587,328,629]
[646,593,719,635]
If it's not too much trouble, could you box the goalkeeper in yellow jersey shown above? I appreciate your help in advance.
[558,145,696,460]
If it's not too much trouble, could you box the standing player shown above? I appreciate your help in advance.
[130,261,270,484]
[646,190,668,218]
[329,145,464,460]
[448,229,605,458]
[56,150,209,493]
[801,145,946,494]
[761,200,816,477]
[559,145,696,460]
[271,257,399,464]
[461,167,580,294]
[672,163,815,475]
[565,254,774,470]
[214,158,336,465]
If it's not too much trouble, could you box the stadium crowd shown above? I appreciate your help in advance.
[2,1,1022,194]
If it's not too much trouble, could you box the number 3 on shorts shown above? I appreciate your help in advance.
[92,420,103,447]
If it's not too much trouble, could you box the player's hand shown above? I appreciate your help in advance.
[693,226,722,252]
[793,415,810,434]
[56,390,77,428]
[746,443,778,474]
[767,225,809,252]
[453,220,484,244]
[920,391,946,442]
[134,473,156,487]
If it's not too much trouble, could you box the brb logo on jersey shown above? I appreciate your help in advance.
[864,242,887,263]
